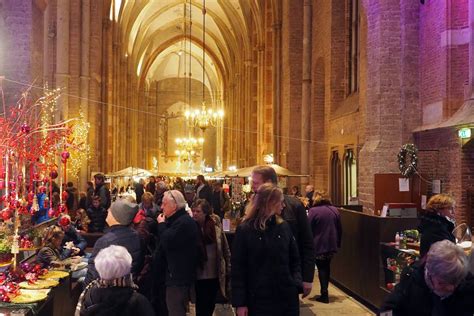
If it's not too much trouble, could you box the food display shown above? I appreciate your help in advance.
[9,289,50,304]
[19,279,58,290]
[39,270,69,280]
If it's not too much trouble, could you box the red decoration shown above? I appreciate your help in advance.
[20,123,31,134]
[49,169,58,179]
[1,209,12,221]
[47,208,55,218]
[61,151,70,160]
[61,191,68,201]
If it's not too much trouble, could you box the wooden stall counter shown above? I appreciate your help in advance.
[330,208,419,310]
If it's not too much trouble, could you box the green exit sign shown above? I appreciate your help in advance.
[458,128,471,139]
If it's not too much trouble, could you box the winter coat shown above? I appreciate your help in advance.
[307,204,342,256]
[196,217,231,299]
[197,184,214,206]
[145,182,156,195]
[94,184,111,210]
[61,225,88,258]
[85,226,143,286]
[157,208,199,287]
[66,186,80,213]
[282,195,315,283]
[381,262,474,315]
[231,215,302,315]
[79,287,154,316]
[135,183,145,204]
[86,206,107,233]
[418,213,455,258]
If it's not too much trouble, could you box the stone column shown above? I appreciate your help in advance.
[301,0,312,179]
[56,0,70,121]
[42,3,50,84]
[470,0,474,97]
[272,21,282,164]
[79,0,90,186]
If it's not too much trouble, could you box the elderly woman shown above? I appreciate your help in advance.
[232,183,302,316]
[76,245,154,316]
[191,199,231,316]
[418,194,456,257]
[381,240,474,315]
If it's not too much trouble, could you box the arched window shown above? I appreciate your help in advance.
[331,150,342,205]
[343,148,358,204]
[347,0,359,94]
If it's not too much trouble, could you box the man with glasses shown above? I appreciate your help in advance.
[156,190,198,316]
[381,240,474,315]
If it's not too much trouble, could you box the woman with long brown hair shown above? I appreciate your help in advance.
[232,183,302,316]
[191,199,231,316]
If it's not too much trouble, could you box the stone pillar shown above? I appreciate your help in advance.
[272,21,282,164]
[301,0,312,180]
[42,2,50,84]
[470,0,474,97]
[79,0,90,186]
[56,0,70,121]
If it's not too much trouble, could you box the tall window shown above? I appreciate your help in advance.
[343,148,358,204]
[331,151,342,205]
[348,0,359,94]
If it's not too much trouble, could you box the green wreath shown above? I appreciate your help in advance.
[398,143,418,177]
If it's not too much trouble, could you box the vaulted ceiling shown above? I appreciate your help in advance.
[110,0,264,105]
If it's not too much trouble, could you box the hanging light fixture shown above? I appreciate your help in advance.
[185,0,224,131]
[176,0,204,162]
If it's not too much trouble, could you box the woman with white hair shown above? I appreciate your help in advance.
[381,240,474,315]
[75,245,154,316]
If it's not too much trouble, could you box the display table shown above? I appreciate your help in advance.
[330,208,419,310]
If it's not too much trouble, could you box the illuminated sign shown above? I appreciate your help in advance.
[458,128,471,139]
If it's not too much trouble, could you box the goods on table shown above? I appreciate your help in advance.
[19,279,58,290]
[39,270,69,280]
[9,289,49,304]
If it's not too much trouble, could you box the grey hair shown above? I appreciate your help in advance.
[95,245,132,280]
[157,181,167,189]
[165,190,187,210]
[426,240,468,286]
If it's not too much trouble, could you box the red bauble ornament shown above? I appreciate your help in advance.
[1,210,12,221]
[49,170,58,179]
[61,191,68,201]
[61,151,70,160]
[47,208,55,218]
[20,123,31,134]
[8,181,16,190]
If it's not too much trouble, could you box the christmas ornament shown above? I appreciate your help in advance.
[398,143,418,177]
[49,169,58,179]
[20,123,31,134]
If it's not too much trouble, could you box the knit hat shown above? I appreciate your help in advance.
[110,199,139,226]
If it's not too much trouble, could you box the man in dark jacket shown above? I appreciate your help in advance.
[195,175,213,205]
[251,165,315,297]
[156,190,198,316]
[86,196,107,233]
[381,240,474,315]
[84,199,143,286]
[94,173,111,210]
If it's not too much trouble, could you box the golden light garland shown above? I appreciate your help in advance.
[68,112,90,179]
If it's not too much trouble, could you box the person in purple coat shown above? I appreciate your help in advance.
[307,192,342,303]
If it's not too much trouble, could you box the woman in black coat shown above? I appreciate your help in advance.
[418,193,456,258]
[232,183,302,316]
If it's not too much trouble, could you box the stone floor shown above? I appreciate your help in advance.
[207,277,375,316]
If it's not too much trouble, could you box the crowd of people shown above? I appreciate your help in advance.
[33,167,474,316]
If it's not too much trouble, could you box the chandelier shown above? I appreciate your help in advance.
[175,137,204,161]
[184,0,224,131]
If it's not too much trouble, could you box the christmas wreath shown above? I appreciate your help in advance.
[398,143,418,177]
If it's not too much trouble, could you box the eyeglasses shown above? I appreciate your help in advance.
[167,190,178,204]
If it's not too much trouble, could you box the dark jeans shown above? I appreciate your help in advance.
[195,278,219,316]
[315,257,332,296]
